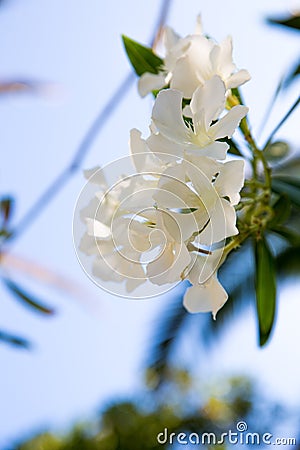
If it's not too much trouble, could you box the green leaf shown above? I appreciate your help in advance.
[2,278,55,315]
[264,141,289,162]
[267,15,300,31]
[270,226,300,246]
[272,177,300,208]
[0,196,14,226]
[254,236,277,347]
[264,95,300,148]
[122,35,163,77]
[284,60,300,89]
[274,157,300,177]
[0,329,30,349]
[269,193,291,227]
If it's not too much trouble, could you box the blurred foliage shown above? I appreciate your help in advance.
[15,373,287,449]
[267,14,300,31]
[0,196,56,349]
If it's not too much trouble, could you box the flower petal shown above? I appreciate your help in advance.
[129,128,163,172]
[152,89,190,143]
[147,241,191,285]
[196,198,238,245]
[190,76,226,130]
[214,160,245,205]
[209,105,248,139]
[187,248,224,284]
[226,69,251,89]
[138,72,167,98]
[183,273,228,318]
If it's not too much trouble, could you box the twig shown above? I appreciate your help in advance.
[2,0,173,249]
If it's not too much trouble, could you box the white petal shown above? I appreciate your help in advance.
[83,166,107,187]
[212,36,236,78]
[86,218,111,239]
[183,273,228,318]
[146,131,183,161]
[152,89,190,143]
[138,72,167,97]
[197,198,238,245]
[184,162,219,215]
[194,15,203,35]
[163,26,181,51]
[79,232,98,256]
[129,128,163,172]
[170,54,202,98]
[155,164,200,209]
[147,241,191,285]
[190,76,226,130]
[214,160,245,205]
[186,141,229,160]
[226,69,251,89]
[185,154,220,179]
[187,248,224,284]
[209,105,248,139]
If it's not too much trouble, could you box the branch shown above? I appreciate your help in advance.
[2,0,173,249]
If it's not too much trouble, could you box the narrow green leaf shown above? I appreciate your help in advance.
[284,61,300,89]
[264,95,300,148]
[122,35,163,77]
[269,194,291,227]
[267,15,300,31]
[270,226,300,246]
[254,237,277,346]
[0,330,30,349]
[274,157,300,177]
[2,278,55,315]
[0,196,14,225]
[272,178,300,208]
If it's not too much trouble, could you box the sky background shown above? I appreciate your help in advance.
[0,0,300,447]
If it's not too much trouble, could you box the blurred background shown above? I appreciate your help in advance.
[0,0,299,448]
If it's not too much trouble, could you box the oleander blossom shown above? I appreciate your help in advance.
[78,16,250,319]
[147,76,248,162]
[138,16,251,98]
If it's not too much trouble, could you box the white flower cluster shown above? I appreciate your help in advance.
[79,19,250,318]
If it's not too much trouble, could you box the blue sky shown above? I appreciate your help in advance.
[0,0,299,447]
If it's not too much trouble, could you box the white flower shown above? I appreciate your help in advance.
[183,248,228,319]
[153,158,244,246]
[138,18,250,98]
[183,272,228,319]
[148,76,248,161]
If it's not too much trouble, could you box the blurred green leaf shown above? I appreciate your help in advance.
[264,141,290,161]
[270,226,300,246]
[122,35,163,77]
[276,245,300,277]
[267,15,300,31]
[0,329,30,349]
[264,96,300,147]
[274,156,300,177]
[146,286,189,388]
[269,194,291,227]
[0,196,14,226]
[284,60,300,89]
[2,278,55,315]
[272,177,300,208]
[254,237,277,347]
